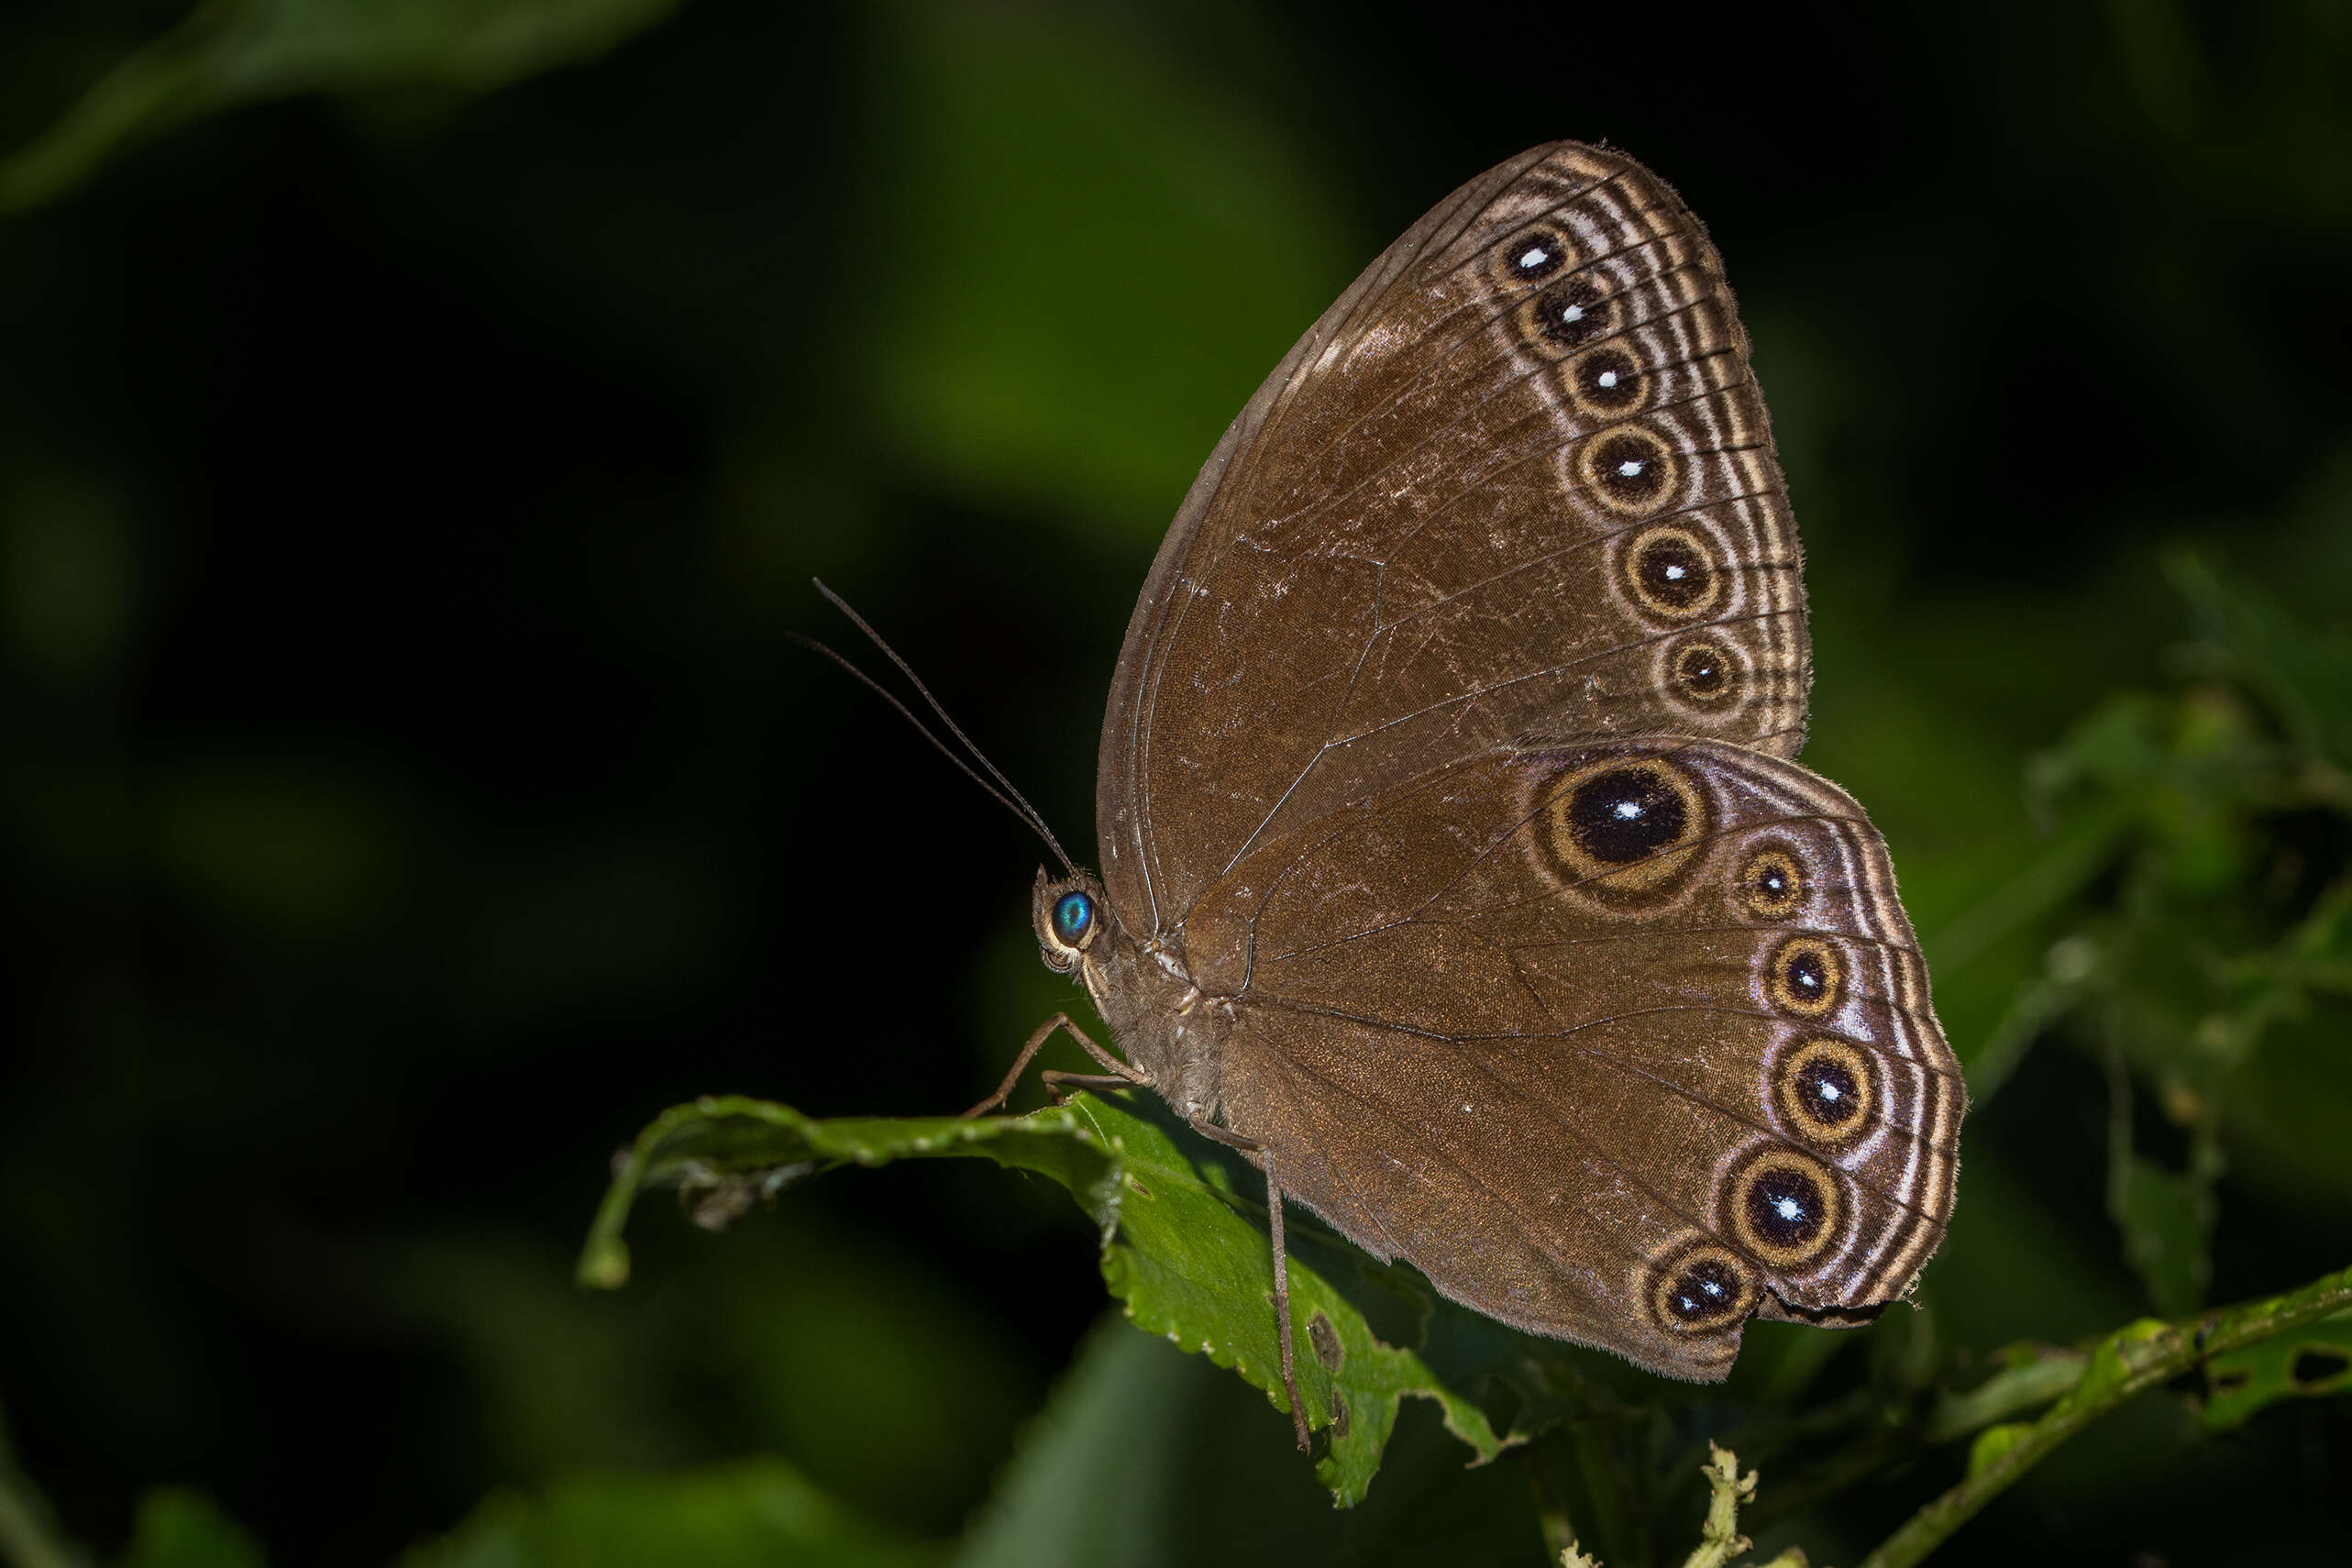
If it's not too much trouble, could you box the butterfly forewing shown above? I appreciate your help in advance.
[1099,143,1808,933]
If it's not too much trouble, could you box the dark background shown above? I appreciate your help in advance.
[4,1,2350,1563]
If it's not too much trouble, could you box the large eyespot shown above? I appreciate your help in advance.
[1724,1146,1844,1268]
[1576,424,1679,515]
[1494,225,1574,288]
[1567,767,1686,862]
[1518,277,1615,354]
[1565,343,1648,418]
[1053,890,1096,946]
[1534,752,1712,904]
[1621,525,1720,621]
[1766,936,1844,1019]
[1737,845,1805,921]
[1649,1240,1756,1332]
[1772,1035,1874,1145]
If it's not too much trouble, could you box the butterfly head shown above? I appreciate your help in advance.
[1032,867,1110,975]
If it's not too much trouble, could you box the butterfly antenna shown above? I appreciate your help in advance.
[786,631,1076,874]
[797,583,1077,876]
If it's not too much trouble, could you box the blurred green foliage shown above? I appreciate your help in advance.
[0,0,687,212]
[3,0,2351,1564]
[1982,552,2352,1316]
[400,1459,940,1568]
[118,1490,267,1568]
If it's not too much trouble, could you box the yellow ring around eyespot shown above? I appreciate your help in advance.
[1539,754,1711,898]
[1490,224,1577,292]
[1766,935,1843,1018]
[1773,1035,1874,1145]
[1576,422,1681,516]
[1725,1147,1844,1268]
[1738,845,1805,920]
[1516,277,1614,359]
[1661,635,1742,710]
[1565,341,1651,420]
[1649,1241,1756,1333]
[1620,523,1721,622]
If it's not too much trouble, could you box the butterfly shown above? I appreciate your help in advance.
[959,140,1962,1450]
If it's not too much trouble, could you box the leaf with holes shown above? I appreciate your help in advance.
[580,1089,1635,1505]
[2201,1308,2352,1431]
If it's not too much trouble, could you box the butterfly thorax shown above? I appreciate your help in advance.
[1032,867,1229,1120]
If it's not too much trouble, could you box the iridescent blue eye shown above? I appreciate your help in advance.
[1053,890,1094,945]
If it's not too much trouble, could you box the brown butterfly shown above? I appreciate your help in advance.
[962,140,1963,1449]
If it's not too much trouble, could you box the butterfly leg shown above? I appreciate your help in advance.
[962,1012,1141,1118]
[1040,1070,1137,1104]
[1187,1118,1312,1453]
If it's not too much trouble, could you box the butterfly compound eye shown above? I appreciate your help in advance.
[1052,890,1095,946]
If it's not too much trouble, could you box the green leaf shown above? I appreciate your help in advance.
[0,0,690,213]
[580,1090,1625,1507]
[2201,1308,2352,1431]
[116,1489,266,1568]
[952,1319,1198,1568]
[1856,1266,2352,1568]
[1962,1421,2029,1480]
[957,1309,1574,1565]
[576,1095,1124,1291]
[1921,1343,2090,1445]
[399,1457,939,1568]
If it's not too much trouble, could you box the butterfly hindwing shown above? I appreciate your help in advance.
[1198,737,1960,1376]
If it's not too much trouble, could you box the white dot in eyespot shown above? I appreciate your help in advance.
[1662,562,1686,580]
[1618,458,1646,479]
[1561,303,1585,323]
[1597,369,1619,388]
[1613,800,1643,820]
[1774,1195,1805,1222]
[1518,245,1551,271]
[1819,1080,1843,1101]
[1700,1276,1724,1297]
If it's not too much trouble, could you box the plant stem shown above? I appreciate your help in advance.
[1519,1443,1580,1563]
[1857,1261,2352,1568]
[1918,1349,2087,1445]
